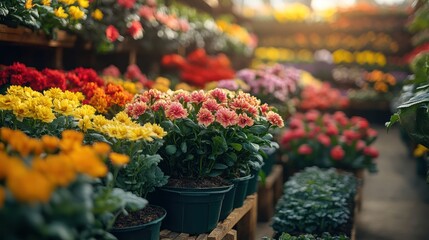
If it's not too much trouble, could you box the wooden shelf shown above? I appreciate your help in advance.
[160,194,257,240]
[258,165,283,222]
[0,24,76,48]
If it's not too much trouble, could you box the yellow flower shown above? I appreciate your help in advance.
[32,96,53,109]
[78,115,92,132]
[34,105,56,123]
[68,146,108,178]
[54,7,69,19]
[0,186,5,208]
[34,155,77,187]
[92,142,111,156]
[91,9,103,20]
[0,95,21,110]
[12,102,31,121]
[413,144,428,158]
[72,105,97,119]
[128,126,153,141]
[148,123,167,138]
[91,115,109,131]
[109,152,130,166]
[59,0,76,4]
[68,6,85,20]
[25,0,33,9]
[113,112,134,125]
[42,0,51,6]
[53,99,76,115]
[153,84,170,92]
[7,169,53,203]
[41,135,60,152]
[155,77,171,86]
[102,125,129,139]
[77,0,89,8]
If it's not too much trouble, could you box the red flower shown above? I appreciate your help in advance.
[23,68,47,91]
[317,134,331,147]
[125,64,143,80]
[366,128,378,138]
[293,128,306,139]
[187,49,208,66]
[72,68,104,86]
[330,146,345,161]
[343,130,361,142]
[364,147,379,158]
[128,21,143,39]
[298,144,313,155]
[161,54,186,69]
[281,131,295,145]
[289,118,303,129]
[103,65,121,77]
[326,124,339,136]
[305,110,320,122]
[117,0,135,9]
[139,6,155,20]
[106,25,120,42]
[42,69,66,90]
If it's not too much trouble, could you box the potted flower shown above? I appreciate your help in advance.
[280,110,378,176]
[0,85,169,240]
[125,88,284,233]
[0,128,147,239]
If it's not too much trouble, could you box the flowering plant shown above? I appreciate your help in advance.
[363,70,396,93]
[0,85,168,197]
[0,0,88,35]
[0,63,134,115]
[298,83,349,111]
[0,128,147,239]
[126,88,284,179]
[161,48,235,87]
[237,64,300,118]
[280,110,378,173]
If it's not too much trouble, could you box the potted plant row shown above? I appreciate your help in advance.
[263,233,349,240]
[0,85,168,239]
[272,167,358,239]
[125,88,284,234]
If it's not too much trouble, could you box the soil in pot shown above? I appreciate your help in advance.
[113,205,165,228]
[165,176,231,188]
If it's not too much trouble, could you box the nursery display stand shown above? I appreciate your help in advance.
[0,24,76,69]
[257,165,283,222]
[160,194,257,240]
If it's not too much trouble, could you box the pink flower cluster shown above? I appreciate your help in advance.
[280,110,379,172]
[125,88,284,129]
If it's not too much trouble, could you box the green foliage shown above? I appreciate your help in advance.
[262,232,349,240]
[272,167,357,237]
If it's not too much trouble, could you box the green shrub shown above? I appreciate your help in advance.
[272,167,357,237]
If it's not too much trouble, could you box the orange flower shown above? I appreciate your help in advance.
[0,186,5,208]
[7,169,53,203]
[41,135,60,152]
[93,142,111,156]
[109,152,130,166]
[33,156,76,187]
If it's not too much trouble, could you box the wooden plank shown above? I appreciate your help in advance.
[160,229,172,237]
[207,194,256,240]
[175,233,190,240]
[196,234,208,240]
[258,165,283,222]
[236,194,257,240]
[0,24,76,48]
[222,230,237,240]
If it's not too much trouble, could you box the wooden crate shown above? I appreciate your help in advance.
[161,194,257,240]
[257,165,283,222]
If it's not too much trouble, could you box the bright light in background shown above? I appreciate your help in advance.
[374,0,406,5]
[311,0,355,11]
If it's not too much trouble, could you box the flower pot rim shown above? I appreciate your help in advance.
[159,184,233,194]
[110,205,166,232]
[230,174,253,182]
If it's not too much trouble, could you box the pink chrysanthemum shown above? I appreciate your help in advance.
[266,111,284,128]
[197,108,215,126]
[215,107,238,128]
[190,90,207,104]
[260,103,269,115]
[202,98,220,112]
[151,100,168,111]
[165,102,188,120]
[237,113,254,128]
[174,91,191,103]
[210,88,227,103]
[126,101,147,119]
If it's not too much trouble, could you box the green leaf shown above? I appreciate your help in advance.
[180,142,187,153]
[0,7,9,16]
[398,92,429,109]
[165,145,177,155]
[248,125,268,135]
[213,163,228,170]
[230,143,242,151]
[212,136,228,155]
[385,113,400,129]
[243,142,260,152]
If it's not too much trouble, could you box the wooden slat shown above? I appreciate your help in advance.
[207,194,256,240]
[258,165,283,222]
[0,24,76,48]
[196,234,208,240]
[236,194,257,240]
[175,233,190,240]
[223,230,237,240]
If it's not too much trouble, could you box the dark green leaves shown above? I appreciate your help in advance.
[165,145,177,155]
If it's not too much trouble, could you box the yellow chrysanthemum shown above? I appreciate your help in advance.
[148,123,167,138]
[77,0,89,8]
[109,152,130,166]
[7,169,53,203]
[54,7,68,19]
[102,125,129,139]
[91,8,103,20]
[72,105,97,119]
[0,95,21,110]
[78,115,93,132]
[25,0,33,9]
[34,105,56,123]
[53,98,76,115]
[59,0,76,4]
[68,6,85,20]
[92,142,111,156]
[113,112,134,125]
[42,0,51,6]
[12,102,31,121]
[128,127,153,141]
[91,115,109,131]
[414,144,428,158]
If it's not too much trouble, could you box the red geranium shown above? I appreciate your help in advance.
[106,25,120,42]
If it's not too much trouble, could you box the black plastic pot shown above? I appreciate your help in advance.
[262,147,277,176]
[110,205,166,240]
[219,182,237,221]
[154,185,232,234]
[246,170,259,196]
[232,175,252,208]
